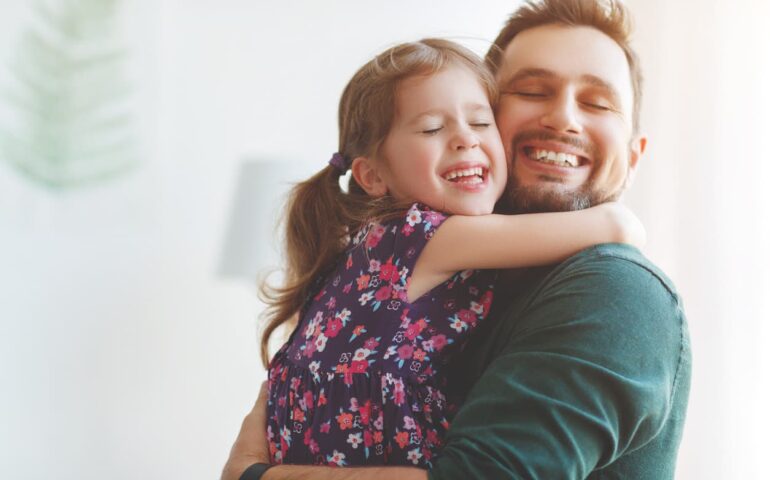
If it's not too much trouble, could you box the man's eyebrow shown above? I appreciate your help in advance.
[502,68,557,88]
[580,74,622,103]
[502,68,622,103]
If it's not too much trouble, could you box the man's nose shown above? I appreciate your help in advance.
[450,126,480,150]
[540,94,583,134]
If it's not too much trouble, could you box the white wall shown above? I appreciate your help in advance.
[2,0,768,479]
[627,0,770,478]
[0,1,523,479]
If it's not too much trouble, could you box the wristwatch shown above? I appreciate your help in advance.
[239,462,273,480]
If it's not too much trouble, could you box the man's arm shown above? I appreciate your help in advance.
[263,465,426,480]
[429,251,688,479]
[221,382,271,480]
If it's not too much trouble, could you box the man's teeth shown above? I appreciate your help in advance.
[443,167,484,181]
[529,149,579,167]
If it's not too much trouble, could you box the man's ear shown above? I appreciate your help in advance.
[351,156,388,197]
[626,133,647,187]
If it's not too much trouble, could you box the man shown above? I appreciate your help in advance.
[224,0,691,478]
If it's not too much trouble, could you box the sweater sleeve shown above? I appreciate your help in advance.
[429,252,688,479]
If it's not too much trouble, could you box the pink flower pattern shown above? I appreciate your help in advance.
[266,204,496,468]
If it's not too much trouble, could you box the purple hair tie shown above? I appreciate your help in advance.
[329,152,350,172]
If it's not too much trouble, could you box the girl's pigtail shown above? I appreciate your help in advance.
[259,165,349,368]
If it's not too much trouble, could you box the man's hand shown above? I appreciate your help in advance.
[221,381,270,480]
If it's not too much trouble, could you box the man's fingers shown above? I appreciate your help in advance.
[252,381,270,458]
[234,381,268,447]
[222,384,270,480]
[254,380,268,412]
[242,380,267,432]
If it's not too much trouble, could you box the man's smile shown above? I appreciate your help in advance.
[513,138,593,181]
[524,147,580,167]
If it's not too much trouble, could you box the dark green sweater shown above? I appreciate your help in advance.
[429,244,691,479]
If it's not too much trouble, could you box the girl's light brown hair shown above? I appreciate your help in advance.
[258,38,497,367]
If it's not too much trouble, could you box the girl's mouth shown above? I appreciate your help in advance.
[441,166,487,185]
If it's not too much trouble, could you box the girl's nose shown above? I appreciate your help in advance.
[450,127,480,150]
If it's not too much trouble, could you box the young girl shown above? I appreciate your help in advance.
[261,38,643,469]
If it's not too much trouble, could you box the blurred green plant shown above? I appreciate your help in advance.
[1,0,137,189]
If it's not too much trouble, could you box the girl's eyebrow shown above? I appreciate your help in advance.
[466,102,494,113]
[406,103,493,125]
[403,110,442,127]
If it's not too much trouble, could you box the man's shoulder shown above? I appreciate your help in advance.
[500,242,687,342]
[485,243,683,342]
[452,244,690,415]
[549,243,680,301]
[446,249,691,480]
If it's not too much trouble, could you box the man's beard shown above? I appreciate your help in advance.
[499,176,603,214]
[497,130,628,214]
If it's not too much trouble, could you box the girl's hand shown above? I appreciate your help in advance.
[597,202,647,248]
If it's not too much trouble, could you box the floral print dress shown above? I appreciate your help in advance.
[266,203,496,469]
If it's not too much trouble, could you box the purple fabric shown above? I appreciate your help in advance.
[329,152,350,172]
[266,203,497,468]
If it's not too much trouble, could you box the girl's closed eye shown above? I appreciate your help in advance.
[421,126,443,135]
[512,90,548,98]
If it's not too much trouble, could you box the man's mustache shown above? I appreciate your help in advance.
[510,130,598,159]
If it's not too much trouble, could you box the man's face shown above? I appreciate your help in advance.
[495,24,646,213]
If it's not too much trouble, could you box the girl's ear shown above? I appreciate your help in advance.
[351,156,388,197]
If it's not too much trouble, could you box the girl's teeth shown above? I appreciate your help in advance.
[444,167,485,181]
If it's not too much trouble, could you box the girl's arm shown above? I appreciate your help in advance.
[408,202,645,301]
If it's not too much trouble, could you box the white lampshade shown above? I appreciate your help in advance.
[218,158,313,281]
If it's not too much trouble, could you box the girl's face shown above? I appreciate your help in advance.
[377,65,507,216]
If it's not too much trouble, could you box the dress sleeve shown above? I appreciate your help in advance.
[367,203,449,299]
[428,254,691,479]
